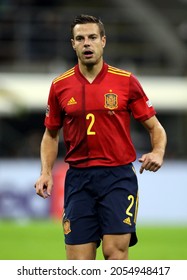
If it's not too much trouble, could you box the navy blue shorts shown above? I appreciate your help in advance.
[63,164,138,247]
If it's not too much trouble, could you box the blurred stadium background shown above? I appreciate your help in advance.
[0,0,187,260]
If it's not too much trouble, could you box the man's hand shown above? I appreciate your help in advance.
[139,152,163,174]
[35,173,53,199]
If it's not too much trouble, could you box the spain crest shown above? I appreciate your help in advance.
[63,219,71,235]
[104,93,118,110]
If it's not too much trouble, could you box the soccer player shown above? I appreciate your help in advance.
[35,14,167,260]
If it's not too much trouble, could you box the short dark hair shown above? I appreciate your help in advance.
[71,14,105,38]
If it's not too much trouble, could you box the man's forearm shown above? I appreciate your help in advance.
[150,122,167,156]
[40,131,59,175]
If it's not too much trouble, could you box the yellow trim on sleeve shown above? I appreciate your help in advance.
[53,68,75,84]
[108,65,131,77]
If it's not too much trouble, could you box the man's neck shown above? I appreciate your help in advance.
[78,60,103,83]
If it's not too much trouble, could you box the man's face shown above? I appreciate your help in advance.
[71,23,106,66]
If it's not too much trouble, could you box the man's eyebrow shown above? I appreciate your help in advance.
[75,33,97,37]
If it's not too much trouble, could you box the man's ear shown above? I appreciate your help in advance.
[102,36,106,48]
[71,39,76,50]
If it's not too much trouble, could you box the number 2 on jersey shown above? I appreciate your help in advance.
[86,113,96,135]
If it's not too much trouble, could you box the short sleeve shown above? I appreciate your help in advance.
[128,74,156,121]
[44,82,63,130]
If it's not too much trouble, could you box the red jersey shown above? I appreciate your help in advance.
[45,63,156,167]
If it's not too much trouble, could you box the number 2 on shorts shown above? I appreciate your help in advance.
[126,195,134,217]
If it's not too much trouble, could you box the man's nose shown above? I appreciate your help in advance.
[84,37,91,46]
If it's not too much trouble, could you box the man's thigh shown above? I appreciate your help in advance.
[102,234,131,260]
[66,242,97,260]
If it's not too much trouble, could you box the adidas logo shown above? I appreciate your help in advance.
[123,217,132,226]
[67,97,77,105]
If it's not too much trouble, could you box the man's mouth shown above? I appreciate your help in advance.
[83,50,93,58]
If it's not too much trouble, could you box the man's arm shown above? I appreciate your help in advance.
[139,116,167,174]
[35,128,60,198]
